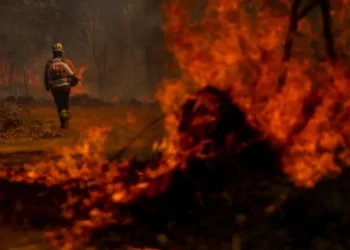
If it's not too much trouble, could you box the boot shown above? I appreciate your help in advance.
[60,109,70,129]
[59,116,65,129]
[62,118,69,129]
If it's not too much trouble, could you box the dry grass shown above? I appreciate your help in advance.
[0,103,62,144]
[29,103,164,159]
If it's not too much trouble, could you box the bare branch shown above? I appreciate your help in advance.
[277,0,301,91]
[297,0,321,20]
[319,0,336,61]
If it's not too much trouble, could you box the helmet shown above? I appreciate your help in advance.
[52,42,64,52]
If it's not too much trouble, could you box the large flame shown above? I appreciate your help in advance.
[0,0,349,249]
[157,0,350,187]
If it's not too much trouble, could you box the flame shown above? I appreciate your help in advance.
[157,0,350,187]
[0,126,165,249]
[0,0,349,248]
[126,112,137,126]
[71,65,89,95]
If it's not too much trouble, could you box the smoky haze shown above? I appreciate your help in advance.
[0,0,167,102]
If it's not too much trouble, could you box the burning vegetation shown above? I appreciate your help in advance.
[0,0,349,249]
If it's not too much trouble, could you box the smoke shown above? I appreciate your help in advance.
[0,0,166,101]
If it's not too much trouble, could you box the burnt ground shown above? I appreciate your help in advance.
[1,158,350,250]
[0,100,349,250]
[90,171,350,250]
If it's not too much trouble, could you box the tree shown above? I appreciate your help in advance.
[0,0,50,96]
[143,6,166,91]
[0,0,87,97]
[116,0,166,98]
[278,0,335,91]
[4,13,41,96]
[17,43,37,97]
[0,53,14,95]
[78,0,110,97]
[0,34,16,96]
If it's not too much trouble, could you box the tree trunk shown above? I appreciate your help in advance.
[0,64,7,86]
[97,72,105,97]
[124,0,136,95]
[297,0,321,20]
[8,63,14,96]
[23,65,29,97]
[102,40,108,98]
[277,0,301,92]
[320,0,336,61]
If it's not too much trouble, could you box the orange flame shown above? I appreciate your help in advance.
[157,0,350,187]
[0,1,349,249]
[71,65,89,95]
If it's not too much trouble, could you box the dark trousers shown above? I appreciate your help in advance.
[51,87,70,128]
[51,87,70,114]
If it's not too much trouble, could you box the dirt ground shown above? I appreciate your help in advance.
[0,103,164,160]
[0,103,164,249]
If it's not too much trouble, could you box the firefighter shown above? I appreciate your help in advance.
[44,43,79,129]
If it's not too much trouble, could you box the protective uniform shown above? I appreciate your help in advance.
[44,43,79,129]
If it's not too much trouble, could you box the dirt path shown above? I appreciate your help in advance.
[0,129,80,165]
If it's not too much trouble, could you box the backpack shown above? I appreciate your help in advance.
[47,58,73,81]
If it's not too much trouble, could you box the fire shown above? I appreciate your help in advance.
[71,65,89,95]
[126,112,137,126]
[157,0,350,187]
[0,126,165,249]
[0,0,349,249]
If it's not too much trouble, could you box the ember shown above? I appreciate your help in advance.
[71,65,89,95]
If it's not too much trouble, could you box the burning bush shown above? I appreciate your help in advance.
[0,104,22,133]
[0,101,61,143]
